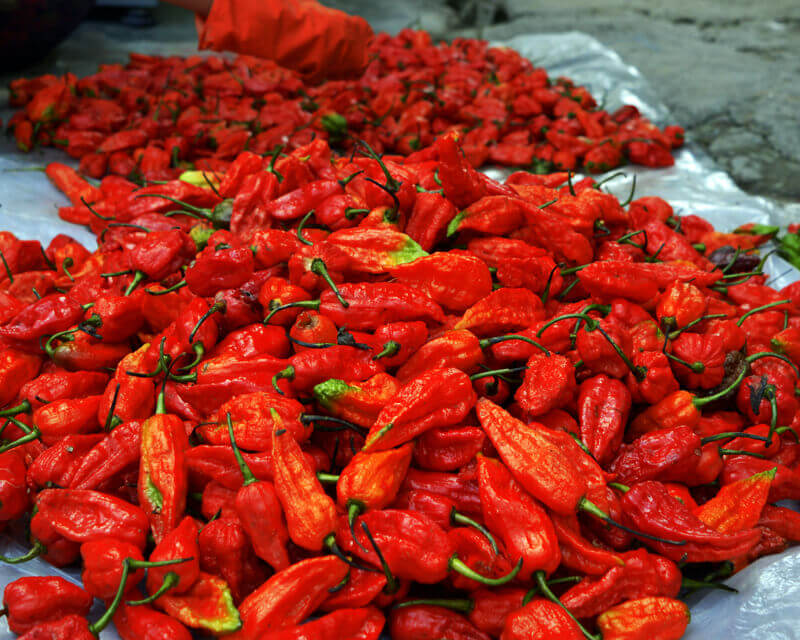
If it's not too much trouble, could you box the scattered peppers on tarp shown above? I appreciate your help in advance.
[0,53,797,640]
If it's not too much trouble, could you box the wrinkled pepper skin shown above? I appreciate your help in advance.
[597,596,690,640]
[3,576,93,635]
[363,368,477,451]
[138,412,189,543]
[500,599,584,640]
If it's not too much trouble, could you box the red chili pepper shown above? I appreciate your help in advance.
[79,538,145,600]
[500,598,584,640]
[230,556,348,639]
[620,480,761,561]
[597,596,690,640]
[477,455,560,580]
[2,576,92,635]
[271,408,337,551]
[390,604,491,640]
[225,415,290,571]
[363,368,477,452]
[138,388,189,543]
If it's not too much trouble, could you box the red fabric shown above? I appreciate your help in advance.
[196,0,373,82]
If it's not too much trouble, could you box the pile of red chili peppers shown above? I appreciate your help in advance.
[6,29,684,182]
[2,32,800,640]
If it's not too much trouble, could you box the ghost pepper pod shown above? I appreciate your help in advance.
[226,413,290,571]
[0,450,28,521]
[396,330,484,384]
[389,251,492,312]
[231,556,349,639]
[337,444,414,515]
[391,604,491,640]
[138,405,189,544]
[3,576,93,635]
[477,399,586,516]
[620,480,761,562]
[363,368,477,452]
[154,572,241,635]
[80,538,145,600]
[147,516,201,597]
[113,602,193,640]
[559,548,681,619]
[477,455,560,580]
[313,373,401,428]
[597,596,690,640]
[455,288,545,337]
[578,375,631,465]
[500,598,584,640]
[693,467,776,533]
[271,408,337,551]
[326,227,428,273]
[515,352,576,418]
[35,488,149,549]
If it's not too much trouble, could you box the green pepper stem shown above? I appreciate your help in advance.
[126,572,178,605]
[81,196,113,221]
[616,228,647,250]
[189,300,226,344]
[145,280,187,295]
[718,449,768,459]
[300,414,367,435]
[226,412,256,486]
[664,351,705,373]
[310,259,349,308]
[373,341,400,360]
[90,557,190,635]
[450,508,498,555]
[681,577,737,593]
[522,575,583,605]
[134,193,211,216]
[469,367,527,381]
[0,400,31,417]
[395,598,474,613]
[316,471,340,483]
[693,365,749,407]
[700,432,771,445]
[263,300,320,324]
[0,541,45,564]
[0,417,41,454]
[667,314,727,340]
[537,312,599,337]
[480,334,550,355]
[359,521,400,594]
[288,336,336,349]
[608,482,630,493]
[124,271,146,296]
[357,140,401,192]
[533,571,600,640]
[448,555,522,586]
[272,366,295,395]
[737,300,791,327]
[296,210,315,246]
[620,174,637,207]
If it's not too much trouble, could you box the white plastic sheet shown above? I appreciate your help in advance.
[1,30,798,640]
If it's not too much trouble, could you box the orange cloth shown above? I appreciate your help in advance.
[196,0,373,82]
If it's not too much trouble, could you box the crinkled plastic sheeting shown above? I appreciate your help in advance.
[1,31,798,640]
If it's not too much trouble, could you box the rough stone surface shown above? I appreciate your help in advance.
[451,0,800,202]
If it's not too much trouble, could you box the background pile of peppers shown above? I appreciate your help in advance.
[5,29,684,184]
[1,39,799,638]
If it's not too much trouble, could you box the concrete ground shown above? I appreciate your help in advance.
[452,0,800,203]
[3,0,799,205]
